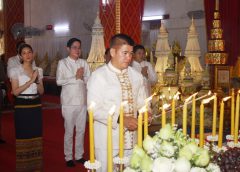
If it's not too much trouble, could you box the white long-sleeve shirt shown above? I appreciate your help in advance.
[7,55,36,78]
[56,56,91,106]
[87,62,147,149]
[132,60,158,96]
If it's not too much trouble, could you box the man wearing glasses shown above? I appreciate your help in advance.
[56,38,91,167]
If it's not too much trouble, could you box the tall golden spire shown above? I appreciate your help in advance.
[205,0,228,64]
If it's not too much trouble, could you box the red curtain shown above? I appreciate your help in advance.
[204,0,240,65]
[99,0,144,47]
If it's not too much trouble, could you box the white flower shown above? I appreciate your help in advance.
[123,167,137,172]
[152,157,174,172]
[190,167,207,172]
[159,141,175,158]
[140,154,153,172]
[179,146,193,160]
[206,163,221,172]
[158,124,174,140]
[193,148,210,167]
[132,145,145,158]
[186,142,198,154]
[143,135,156,154]
[130,154,142,169]
[174,157,191,172]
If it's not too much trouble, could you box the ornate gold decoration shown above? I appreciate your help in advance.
[115,0,121,34]
[205,0,228,64]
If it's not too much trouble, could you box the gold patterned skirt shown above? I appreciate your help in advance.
[14,96,43,172]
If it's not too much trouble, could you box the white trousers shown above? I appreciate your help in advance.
[62,105,87,161]
[95,148,132,172]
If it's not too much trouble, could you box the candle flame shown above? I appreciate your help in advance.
[168,87,171,91]
[88,101,96,110]
[238,90,240,94]
[193,92,198,97]
[121,101,128,106]
[163,103,170,110]
[208,91,212,95]
[202,95,215,104]
[173,91,181,99]
[185,95,193,103]
[223,96,231,102]
[145,93,156,103]
[138,105,147,114]
[108,105,116,116]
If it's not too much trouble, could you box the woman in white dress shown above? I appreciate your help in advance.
[9,43,44,172]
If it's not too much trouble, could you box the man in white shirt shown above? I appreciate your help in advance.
[132,44,158,96]
[87,34,147,172]
[56,38,91,167]
[7,41,36,77]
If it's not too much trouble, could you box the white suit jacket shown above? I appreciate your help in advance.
[56,56,91,106]
[87,62,147,149]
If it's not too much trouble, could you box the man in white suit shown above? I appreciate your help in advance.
[87,34,147,172]
[56,38,91,167]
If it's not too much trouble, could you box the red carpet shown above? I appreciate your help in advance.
[0,97,89,172]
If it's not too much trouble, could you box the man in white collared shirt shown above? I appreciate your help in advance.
[87,34,147,172]
[132,44,158,97]
[7,41,36,77]
[56,38,91,167]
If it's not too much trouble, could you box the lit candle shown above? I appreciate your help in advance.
[183,95,193,135]
[231,89,235,136]
[119,101,127,158]
[172,92,180,126]
[191,94,197,139]
[171,98,176,127]
[144,94,155,139]
[199,102,205,148]
[107,105,116,172]
[218,97,231,148]
[234,91,240,143]
[88,102,96,163]
[212,93,217,136]
[162,104,170,128]
[200,95,215,147]
[138,113,143,147]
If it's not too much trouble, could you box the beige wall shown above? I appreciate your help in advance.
[24,0,98,59]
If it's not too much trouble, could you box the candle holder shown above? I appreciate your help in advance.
[113,156,129,172]
[84,160,101,172]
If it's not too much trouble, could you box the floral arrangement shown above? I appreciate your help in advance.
[124,124,220,172]
[213,147,240,172]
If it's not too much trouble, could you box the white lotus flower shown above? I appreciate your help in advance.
[143,135,156,153]
[193,148,210,167]
[130,154,142,169]
[152,157,174,172]
[179,146,193,160]
[132,145,145,158]
[190,167,207,172]
[159,141,175,158]
[186,142,198,154]
[206,163,221,172]
[140,154,153,172]
[174,157,191,172]
[158,124,174,140]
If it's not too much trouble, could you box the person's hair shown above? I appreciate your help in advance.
[67,38,81,48]
[109,34,135,48]
[16,41,25,53]
[18,44,33,55]
[105,48,110,55]
[133,44,145,53]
